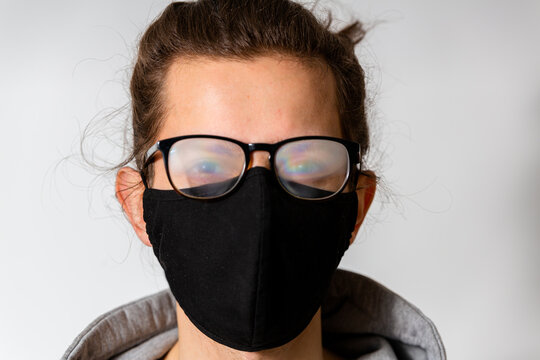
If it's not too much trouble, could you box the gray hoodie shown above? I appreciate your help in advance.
[61,269,446,360]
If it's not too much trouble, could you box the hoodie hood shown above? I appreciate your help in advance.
[61,269,446,360]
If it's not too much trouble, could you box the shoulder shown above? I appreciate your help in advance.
[61,289,177,360]
[322,269,447,360]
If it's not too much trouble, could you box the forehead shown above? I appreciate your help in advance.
[160,54,341,143]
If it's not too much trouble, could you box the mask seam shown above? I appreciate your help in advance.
[250,171,265,346]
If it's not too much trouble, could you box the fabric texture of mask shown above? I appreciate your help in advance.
[142,166,358,352]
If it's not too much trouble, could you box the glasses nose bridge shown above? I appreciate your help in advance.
[247,143,275,169]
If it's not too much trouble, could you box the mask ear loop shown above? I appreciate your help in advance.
[139,161,152,189]
[140,170,149,189]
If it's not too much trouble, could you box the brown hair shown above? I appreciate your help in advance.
[124,0,376,185]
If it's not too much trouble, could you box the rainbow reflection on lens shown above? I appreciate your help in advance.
[275,139,349,198]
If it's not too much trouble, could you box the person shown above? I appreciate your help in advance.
[62,0,446,359]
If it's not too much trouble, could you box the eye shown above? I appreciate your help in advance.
[188,160,222,175]
[285,160,323,175]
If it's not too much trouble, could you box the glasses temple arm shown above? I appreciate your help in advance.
[350,151,362,189]
[140,142,160,189]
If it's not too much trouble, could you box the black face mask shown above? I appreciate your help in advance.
[142,166,358,352]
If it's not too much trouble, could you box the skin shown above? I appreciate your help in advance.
[116,54,376,360]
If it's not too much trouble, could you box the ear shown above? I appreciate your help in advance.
[349,170,377,245]
[115,166,152,247]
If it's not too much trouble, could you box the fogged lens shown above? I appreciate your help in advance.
[167,138,246,198]
[275,139,349,199]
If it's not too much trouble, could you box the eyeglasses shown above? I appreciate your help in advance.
[140,134,362,201]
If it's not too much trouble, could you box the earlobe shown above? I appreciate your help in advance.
[349,170,377,245]
[115,166,152,247]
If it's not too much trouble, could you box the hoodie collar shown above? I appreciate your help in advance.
[62,269,446,360]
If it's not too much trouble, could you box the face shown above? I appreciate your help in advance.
[116,54,376,246]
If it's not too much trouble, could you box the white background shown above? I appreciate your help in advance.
[1,0,539,359]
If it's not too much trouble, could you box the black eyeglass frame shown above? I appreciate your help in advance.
[140,134,363,201]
